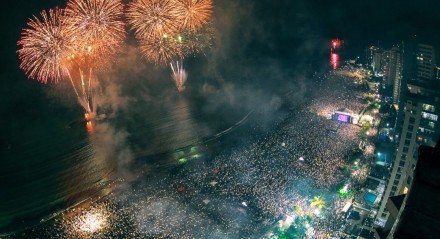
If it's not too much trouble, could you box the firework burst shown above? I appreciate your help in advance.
[66,0,125,61]
[139,36,183,65]
[175,0,213,32]
[127,0,180,40]
[176,22,214,56]
[18,8,74,83]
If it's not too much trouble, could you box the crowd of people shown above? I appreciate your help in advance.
[26,70,369,238]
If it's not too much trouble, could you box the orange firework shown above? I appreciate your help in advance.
[139,36,183,65]
[18,8,74,83]
[126,0,180,40]
[175,0,213,32]
[65,0,125,61]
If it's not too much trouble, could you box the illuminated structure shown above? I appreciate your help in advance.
[365,45,383,75]
[376,44,440,229]
[365,45,379,65]
[416,44,435,80]
[372,51,383,76]
[436,65,440,80]
[387,46,403,105]
[332,109,359,124]
[381,45,403,105]
[387,141,440,238]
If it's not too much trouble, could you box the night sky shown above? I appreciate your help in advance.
[3,0,440,85]
[2,0,440,88]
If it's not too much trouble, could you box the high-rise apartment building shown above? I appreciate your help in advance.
[366,45,380,65]
[387,46,403,105]
[416,44,435,80]
[375,44,440,229]
[365,45,383,75]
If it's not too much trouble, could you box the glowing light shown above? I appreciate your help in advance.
[178,23,214,56]
[175,0,213,32]
[178,157,188,164]
[139,35,183,65]
[65,204,111,237]
[170,60,187,92]
[18,8,74,83]
[331,39,342,49]
[79,212,105,233]
[18,1,125,117]
[338,185,351,199]
[126,0,180,40]
[330,53,339,70]
[310,196,326,209]
[86,121,93,132]
[342,201,352,212]
[66,0,125,62]
[313,208,320,216]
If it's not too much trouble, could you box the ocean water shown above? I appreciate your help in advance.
[0,73,261,235]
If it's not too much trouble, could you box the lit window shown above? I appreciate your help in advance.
[419,127,434,134]
[403,187,409,194]
[422,112,438,121]
[422,104,435,112]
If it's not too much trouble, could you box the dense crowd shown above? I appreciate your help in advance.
[23,70,368,238]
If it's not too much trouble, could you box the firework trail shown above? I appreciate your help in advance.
[126,0,180,40]
[170,61,187,92]
[65,0,125,117]
[127,0,214,93]
[17,8,90,114]
[169,0,212,92]
[175,0,213,32]
[17,8,74,84]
